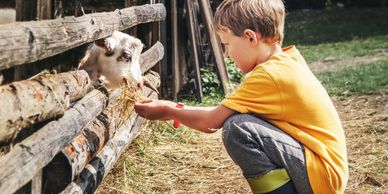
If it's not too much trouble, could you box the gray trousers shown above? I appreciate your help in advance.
[222,114,314,194]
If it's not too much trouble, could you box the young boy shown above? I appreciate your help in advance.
[134,0,348,193]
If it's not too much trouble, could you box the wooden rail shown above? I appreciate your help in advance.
[0,3,166,71]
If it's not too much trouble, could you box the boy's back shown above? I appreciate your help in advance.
[222,45,348,193]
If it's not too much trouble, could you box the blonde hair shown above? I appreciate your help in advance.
[214,0,285,43]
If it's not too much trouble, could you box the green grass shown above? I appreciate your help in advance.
[316,60,388,96]
[283,7,388,63]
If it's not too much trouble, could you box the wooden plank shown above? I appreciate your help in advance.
[53,0,63,18]
[31,170,43,194]
[171,0,180,100]
[139,41,165,74]
[0,70,92,146]
[37,0,52,19]
[15,0,37,21]
[186,0,203,101]
[0,89,108,194]
[198,0,231,95]
[0,3,166,71]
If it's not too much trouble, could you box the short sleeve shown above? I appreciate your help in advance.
[221,67,282,118]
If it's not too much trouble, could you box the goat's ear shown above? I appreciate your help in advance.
[94,38,106,48]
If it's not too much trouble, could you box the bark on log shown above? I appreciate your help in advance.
[0,3,166,71]
[43,73,160,193]
[0,89,108,194]
[0,70,92,145]
[140,41,164,73]
[61,92,158,194]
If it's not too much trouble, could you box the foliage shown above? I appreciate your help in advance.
[200,59,244,97]
[317,60,388,96]
[200,68,223,97]
[225,58,244,83]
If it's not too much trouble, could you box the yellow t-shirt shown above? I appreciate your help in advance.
[221,46,348,194]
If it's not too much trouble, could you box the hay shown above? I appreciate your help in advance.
[111,82,145,130]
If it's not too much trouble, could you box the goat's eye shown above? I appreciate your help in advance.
[123,52,132,61]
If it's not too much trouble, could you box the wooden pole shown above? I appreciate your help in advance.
[0,89,108,194]
[171,0,180,100]
[0,70,92,146]
[0,3,166,71]
[186,0,204,102]
[198,0,231,95]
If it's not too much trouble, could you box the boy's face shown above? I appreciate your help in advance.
[217,29,258,74]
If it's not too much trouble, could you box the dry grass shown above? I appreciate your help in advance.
[98,87,387,194]
[335,86,388,194]
[98,121,250,193]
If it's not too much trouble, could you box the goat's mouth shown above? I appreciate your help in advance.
[121,77,159,94]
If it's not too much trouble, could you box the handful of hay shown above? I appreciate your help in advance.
[111,82,145,130]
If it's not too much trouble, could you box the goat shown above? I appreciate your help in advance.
[78,31,158,93]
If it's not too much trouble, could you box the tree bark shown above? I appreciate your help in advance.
[0,70,92,146]
[0,3,166,71]
[0,89,108,194]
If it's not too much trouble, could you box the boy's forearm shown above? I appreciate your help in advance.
[166,105,235,133]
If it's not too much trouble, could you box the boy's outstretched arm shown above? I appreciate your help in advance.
[134,99,235,133]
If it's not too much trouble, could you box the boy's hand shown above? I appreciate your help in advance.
[134,99,176,121]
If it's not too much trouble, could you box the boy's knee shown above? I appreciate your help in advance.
[222,114,259,150]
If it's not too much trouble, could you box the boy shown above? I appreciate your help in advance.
[134,0,348,193]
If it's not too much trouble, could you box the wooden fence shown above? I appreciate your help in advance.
[0,1,165,194]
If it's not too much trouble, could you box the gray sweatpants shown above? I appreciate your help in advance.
[222,114,314,194]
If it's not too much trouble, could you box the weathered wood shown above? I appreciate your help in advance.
[0,70,92,145]
[186,0,203,102]
[37,0,52,20]
[31,170,43,194]
[171,0,179,100]
[43,42,163,193]
[43,72,160,193]
[0,3,166,71]
[15,0,37,21]
[198,0,231,95]
[140,41,165,74]
[61,92,158,194]
[0,73,3,85]
[0,89,108,194]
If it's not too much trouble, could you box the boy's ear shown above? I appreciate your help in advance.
[243,29,260,46]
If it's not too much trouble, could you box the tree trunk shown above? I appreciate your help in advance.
[0,3,166,71]
[0,89,108,194]
[0,70,91,146]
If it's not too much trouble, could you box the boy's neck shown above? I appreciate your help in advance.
[255,42,282,65]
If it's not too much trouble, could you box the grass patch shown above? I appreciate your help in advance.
[284,7,388,63]
[317,60,388,96]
